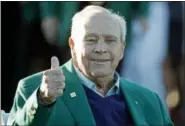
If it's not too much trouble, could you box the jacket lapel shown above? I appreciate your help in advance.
[60,59,148,125]
[120,79,148,126]
[61,60,96,126]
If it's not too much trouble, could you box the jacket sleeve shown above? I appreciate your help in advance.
[7,79,55,126]
[155,93,174,126]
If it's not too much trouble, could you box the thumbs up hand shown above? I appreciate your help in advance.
[39,56,65,105]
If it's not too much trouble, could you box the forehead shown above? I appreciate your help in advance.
[83,14,120,37]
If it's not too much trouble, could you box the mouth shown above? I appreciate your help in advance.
[89,59,111,65]
[90,59,110,62]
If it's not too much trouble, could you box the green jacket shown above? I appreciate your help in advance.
[8,60,173,126]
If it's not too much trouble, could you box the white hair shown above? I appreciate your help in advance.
[71,5,127,42]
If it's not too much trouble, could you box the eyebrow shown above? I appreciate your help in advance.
[85,33,118,40]
[85,33,98,38]
[104,35,117,40]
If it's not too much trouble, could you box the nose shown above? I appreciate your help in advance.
[94,41,107,53]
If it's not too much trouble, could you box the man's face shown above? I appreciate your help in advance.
[71,14,125,78]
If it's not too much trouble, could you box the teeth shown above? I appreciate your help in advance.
[94,60,103,62]
[92,60,109,64]
[92,60,108,62]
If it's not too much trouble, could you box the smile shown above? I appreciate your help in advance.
[90,59,110,62]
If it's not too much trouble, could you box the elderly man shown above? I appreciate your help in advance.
[8,5,173,126]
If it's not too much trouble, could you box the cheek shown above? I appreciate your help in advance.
[115,45,124,59]
[111,47,123,64]
[83,45,94,57]
[76,45,92,66]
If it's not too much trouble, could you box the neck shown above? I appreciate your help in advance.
[73,60,115,96]
[93,75,114,96]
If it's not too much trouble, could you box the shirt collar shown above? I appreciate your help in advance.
[73,64,120,97]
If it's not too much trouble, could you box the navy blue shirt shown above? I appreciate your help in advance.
[83,85,133,126]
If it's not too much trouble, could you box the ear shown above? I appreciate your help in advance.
[120,41,126,60]
[69,37,79,68]
[69,37,74,50]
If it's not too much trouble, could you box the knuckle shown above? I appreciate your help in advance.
[58,84,65,90]
[48,90,55,97]
[43,71,47,76]
[43,69,51,75]
[56,89,63,96]
[43,77,49,84]
[61,82,65,87]
[45,79,49,84]
[61,76,65,81]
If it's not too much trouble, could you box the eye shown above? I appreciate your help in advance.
[85,36,98,43]
[106,39,117,44]
[87,39,97,42]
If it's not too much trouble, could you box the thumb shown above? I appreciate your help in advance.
[51,56,60,70]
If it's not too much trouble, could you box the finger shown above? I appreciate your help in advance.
[49,88,64,97]
[51,56,60,70]
[43,69,51,76]
[43,69,62,77]
[50,86,65,91]
[50,69,63,76]
[49,75,65,82]
[48,76,65,88]
[56,89,64,96]
[52,68,64,75]
[49,81,65,89]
